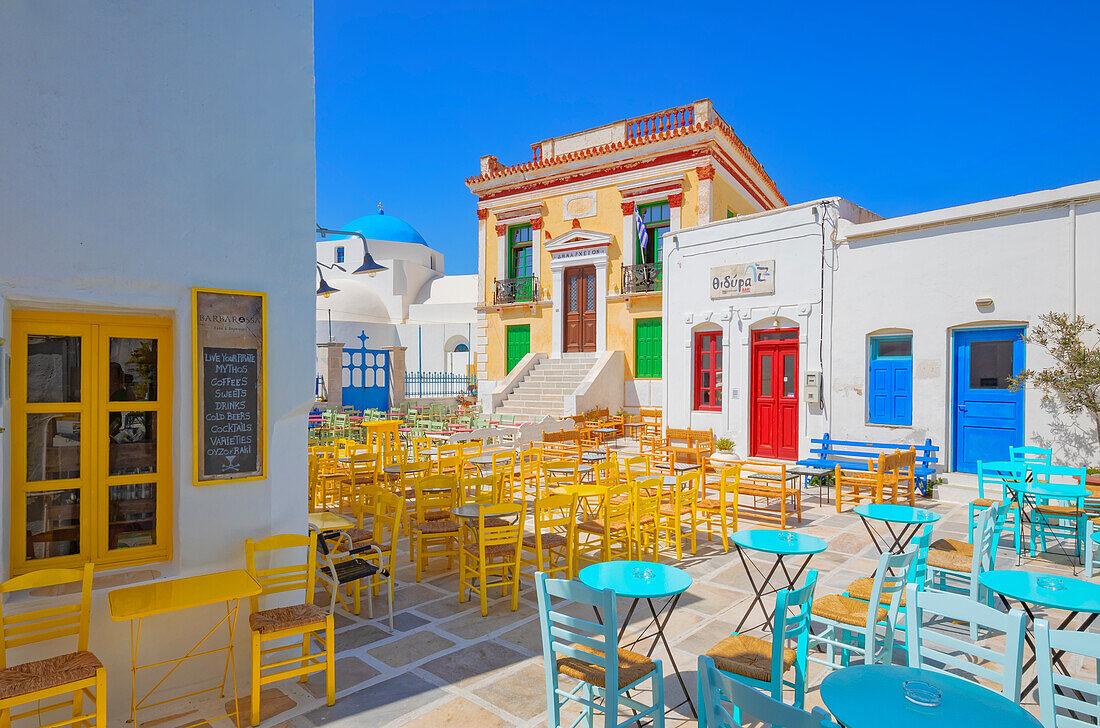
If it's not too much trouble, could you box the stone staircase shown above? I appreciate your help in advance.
[495,354,599,418]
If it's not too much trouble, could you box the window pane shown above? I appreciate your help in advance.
[970,340,1014,389]
[714,347,722,371]
[757,330,797,341]
[586,273,595,312]
[760,355,772,396]
[108,483,157,549]
[783,354,796,398]
[110,338,158,401]
[109,411,158,476]
[27,335,81,403]
[875,337,912,358]
[26,413,80,481]
[26,489,80,560]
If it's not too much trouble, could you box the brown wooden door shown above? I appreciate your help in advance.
[564,265,597,353]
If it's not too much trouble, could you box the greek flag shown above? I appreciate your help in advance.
[635,211,649,252]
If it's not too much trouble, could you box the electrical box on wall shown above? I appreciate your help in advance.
[805,372,822,404]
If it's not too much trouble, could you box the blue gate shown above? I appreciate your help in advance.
[342,331,390,412]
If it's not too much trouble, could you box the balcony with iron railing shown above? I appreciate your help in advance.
[621,263,662,294]
[494,276,538,304]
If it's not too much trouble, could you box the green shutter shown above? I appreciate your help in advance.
[634,318,662,378]
[506,325,530,373]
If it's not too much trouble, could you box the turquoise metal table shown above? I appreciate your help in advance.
[1005,480,1088,566]
[821,664,1041,728]
[853,504,940,554]
[579,560,695,718]
[729,529,828,632]
[980,569,1100,699]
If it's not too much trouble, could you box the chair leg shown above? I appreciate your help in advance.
[299,635,309,683]
[458,549,468,604]
[72,680,84,727]
[479,561,489,617]
[94,668,107,727]
[325,617,336,706]
[250,633,262,727]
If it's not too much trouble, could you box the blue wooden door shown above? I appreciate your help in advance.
[952,327,1025,473]
[342,331,389,412]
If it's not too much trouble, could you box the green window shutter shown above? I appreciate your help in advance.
[634,318,662,378]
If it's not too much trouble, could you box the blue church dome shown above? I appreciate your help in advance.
[342,209,427,245]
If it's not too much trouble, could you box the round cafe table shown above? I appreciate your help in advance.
[853,504,940,554]
[729,529,827,632]
[579,561,695,718]
[980,569,1100,698]
[821,664,1041,728]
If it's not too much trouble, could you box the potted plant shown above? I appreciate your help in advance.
[709,436,740,466]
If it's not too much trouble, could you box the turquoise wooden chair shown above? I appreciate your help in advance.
[843,524,933,656]
[534,572,665,728]
[809,550,914,671]
[969,461,1025,551]
[928,501,1006,639]
[1035,617,1100,728]
[1010,445,1052,466]
[700,571,817,727]
[698,655,839,728]
[1029,463,1088,558]
[905,585,1026,701]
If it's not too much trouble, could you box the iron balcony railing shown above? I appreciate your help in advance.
[494,276,538,304]
[405,371,477,399]
[621,263,662,293]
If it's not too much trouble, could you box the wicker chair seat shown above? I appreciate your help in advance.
[926,538,972,572]
[577,519,630,534]
[344,528,377,546]
[697,498,734,510]
[248,603,327,634]
[415,518,459,534]
[846,577,906,607]
[463,542,517,559]
[811,594,886,627]
[556,644,656,689]
[523,532,567,549]
[0,651,102,699]
[658,504,692,517]
[1034,504,1082,517]
[706,634,794,682]
[970,497,998,508]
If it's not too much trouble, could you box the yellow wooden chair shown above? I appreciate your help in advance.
[516,448,542,500]
[0,564,106,728]
[521,493,577,580]
[491,451,517,502]
[412,475,460,581]
[698,464,740,551]
[410,436,432,460]
[576,482,633,568]
[542,460,579,498]
[631,477,662,561]
[459,473,504,506]
[342,449,381,511]
[245,533,334,726]
[458,504,525,616]
[835,458,886,513]
[621,453,652,482]
[659,471,700,559]
[348,485,402,606]
[433,452,464,479]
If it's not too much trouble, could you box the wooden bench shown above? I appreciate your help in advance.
[538,429,582,460]
[797,434,938,495]
[735,461,801,529]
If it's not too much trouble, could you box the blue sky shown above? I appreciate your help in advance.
[316,1,1100,275]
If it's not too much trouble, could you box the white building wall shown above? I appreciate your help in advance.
[0,0,314,711]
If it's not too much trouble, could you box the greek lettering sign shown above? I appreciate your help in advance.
[709,260,775,299]
[193,288,266,485]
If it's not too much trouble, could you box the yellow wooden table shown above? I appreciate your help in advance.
[308,510,353,531]
[108,569,262,728]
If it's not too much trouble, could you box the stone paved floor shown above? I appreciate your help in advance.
[166,468,1091,728]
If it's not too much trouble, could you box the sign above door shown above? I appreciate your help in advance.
[710,259,775,299]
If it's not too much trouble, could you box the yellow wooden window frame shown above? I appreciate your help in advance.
[10,311,173,575]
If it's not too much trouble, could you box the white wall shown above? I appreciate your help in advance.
[833,194,1100,467]
[0,0,315,712]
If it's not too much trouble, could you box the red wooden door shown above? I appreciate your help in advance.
[750,329,799,459]
[564,265,597,353]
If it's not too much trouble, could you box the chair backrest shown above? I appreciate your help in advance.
[1036,618,1100,728]
[906,585,1026,701]
[1030,463,1087,488]
[459,474,502,505]
[368,487,403,551]
[698,655,835,728]
[535,573,624,718]
[1010,445,1052,466]
[866,549,916,623]
[977,460,1027,502]
[622,454,651,482]
[718,464,741,500]
[669,471,700,509]
[593,460,617,489]
[0,564,94,666]
[542,460,579,490]
[245,532,317,614]
[974,501,1008,574]
[347,450,380,478]
[603,482,632,525]
[468,504,523,555]
[631,478,661,551]
[773,570,818,672]
[415,474,458,521]
[909,524,934,586]
[533,493,577,546]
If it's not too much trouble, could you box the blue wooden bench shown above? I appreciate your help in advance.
[796,434,940,496]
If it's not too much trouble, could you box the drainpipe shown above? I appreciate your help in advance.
[1069,203,1078,318]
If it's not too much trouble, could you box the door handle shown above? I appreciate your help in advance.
[957,405,968,412]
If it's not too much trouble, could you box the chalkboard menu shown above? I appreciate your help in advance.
[193,289,266,485]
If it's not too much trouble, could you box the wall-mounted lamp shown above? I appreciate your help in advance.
[317,225,388,277]
[975,297,994,309]
[316,262,342,297]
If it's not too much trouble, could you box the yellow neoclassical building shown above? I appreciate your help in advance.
[467,99,785,415]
